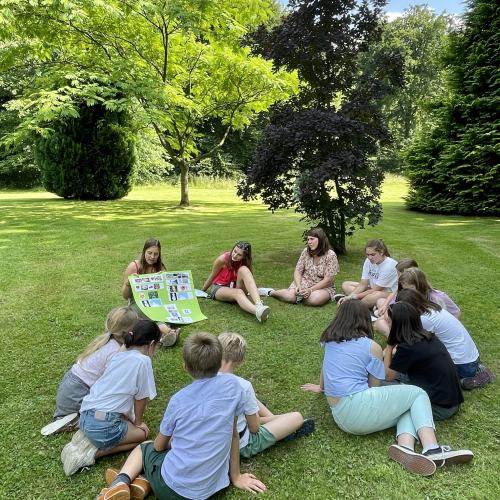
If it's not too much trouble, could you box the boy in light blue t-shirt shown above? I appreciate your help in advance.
[96,332,266,500]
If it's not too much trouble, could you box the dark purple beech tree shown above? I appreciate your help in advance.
[238,0,403,254]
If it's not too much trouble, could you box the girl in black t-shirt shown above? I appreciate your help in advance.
[385,302,464,421]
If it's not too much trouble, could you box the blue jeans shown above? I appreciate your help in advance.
[331,385,435,440]
[455,357,480,378]
[80,409,128,449]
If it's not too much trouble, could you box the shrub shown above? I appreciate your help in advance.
[35,103,136,200]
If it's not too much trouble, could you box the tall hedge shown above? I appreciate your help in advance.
[404,0,499,215]
[35,103,136,200]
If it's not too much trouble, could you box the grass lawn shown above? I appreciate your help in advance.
[0,176,498,499]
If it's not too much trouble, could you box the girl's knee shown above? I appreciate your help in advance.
[237,265,251,276]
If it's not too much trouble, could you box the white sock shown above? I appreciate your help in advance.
[422,444,440,454]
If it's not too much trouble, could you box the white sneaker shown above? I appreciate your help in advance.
[257,287,275,297]
[61,430,98,476]
[41,412,79,436]
[255,304,270,323]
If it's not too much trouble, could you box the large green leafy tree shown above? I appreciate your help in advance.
[360,6,452,171]
[239,0,401,254]
[0,0,296,205]
[404,0,499,215]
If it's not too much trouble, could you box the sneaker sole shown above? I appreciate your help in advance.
[388,446,436,476]
[41,413,79,436]
[257,307,270,323]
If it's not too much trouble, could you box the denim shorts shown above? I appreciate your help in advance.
[79,409,128,449]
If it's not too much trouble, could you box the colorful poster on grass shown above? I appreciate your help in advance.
[129,271,207,324]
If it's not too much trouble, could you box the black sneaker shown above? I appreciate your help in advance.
[461,365,494,390]
[423,445,474,466]
[333,294,345,303]
[282,418,315,442]
[388,445,436,476]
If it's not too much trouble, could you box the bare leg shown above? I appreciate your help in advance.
[417,427,439,450]
[342,281,359,294]
[374,317,390,337]
[397,433,416,450]
[269,288,296,303]
[304,289,331,306]
[117,444,145,482]
[236,266,261,305]
[262,412,304,441]
[361,291,390,309]
[215,287,257,314]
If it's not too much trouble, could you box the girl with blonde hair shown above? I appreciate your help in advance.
[41,306,138,436]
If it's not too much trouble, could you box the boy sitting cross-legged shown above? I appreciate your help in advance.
[97,332,266,500]
[218,332,315,459]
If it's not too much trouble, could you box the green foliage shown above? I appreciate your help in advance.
[239,0,400,254]
[0,0,297,205]
[35,103,136,200]
[404,0,500,215]
[360,6,453,173]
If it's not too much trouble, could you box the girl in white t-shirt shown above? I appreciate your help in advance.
[61,319,161,476]
[375,265,460,336]
[397,288,493,391]
[41,306,138,436]
[337,239,397,308]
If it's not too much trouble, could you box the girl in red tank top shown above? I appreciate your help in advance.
[202,241,270,323]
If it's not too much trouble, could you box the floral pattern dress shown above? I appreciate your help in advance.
[291,248,339,299]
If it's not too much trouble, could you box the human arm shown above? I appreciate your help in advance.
[301,368,324,393]
[229,416,266,493]
[122,261,139,299]
[378,291,395,316]
[338,279,371,304]
[245,413,260,433]
[201,254,226,291]
[383,345,398,381]
[133,397,150,438]
[153,432,171,452]
[368,342,384,387]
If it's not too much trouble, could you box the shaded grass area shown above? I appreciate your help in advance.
[0,176,499,499]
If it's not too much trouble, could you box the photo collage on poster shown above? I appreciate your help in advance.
[130,271,206,324]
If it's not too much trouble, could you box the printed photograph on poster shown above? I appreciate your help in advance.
[129,270,206,324]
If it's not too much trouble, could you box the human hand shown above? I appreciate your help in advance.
[301,383,323,393]
[233,473,266,494]
[137,422,150,438]
[378,304,388,316]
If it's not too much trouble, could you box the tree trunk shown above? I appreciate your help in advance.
[179,162,189,207]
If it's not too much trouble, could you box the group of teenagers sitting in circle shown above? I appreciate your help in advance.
[41,231,493,499]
